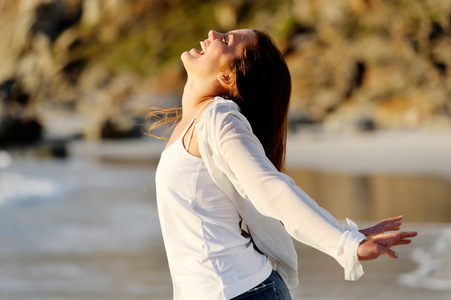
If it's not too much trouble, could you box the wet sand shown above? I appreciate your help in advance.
[1,129,451,299]
[142,222,451,300]
[3,211,448,300]
[1,160,449,300]
[286,169,451,223]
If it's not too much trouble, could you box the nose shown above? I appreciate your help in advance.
[208,30,223,41]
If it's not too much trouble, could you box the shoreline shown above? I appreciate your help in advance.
[1,137,450,299]
[286,128,451,180]
[59,128,451,180]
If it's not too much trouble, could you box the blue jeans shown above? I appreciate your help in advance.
[231,270,292,300]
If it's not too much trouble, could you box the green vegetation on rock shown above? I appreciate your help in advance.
[1,0,451,144]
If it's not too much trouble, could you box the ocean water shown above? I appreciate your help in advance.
[0,149,168,299]
[0,144,450,299]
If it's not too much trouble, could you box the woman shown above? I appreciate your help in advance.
[150,29,417,300]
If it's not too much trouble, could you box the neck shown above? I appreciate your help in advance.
[181,76,219,119]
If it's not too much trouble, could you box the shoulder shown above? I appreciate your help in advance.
[207,97,240,115]
[197,97,262,158]
[201,97,251,130]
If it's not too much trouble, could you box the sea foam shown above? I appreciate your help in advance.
[0,170,59,206]
[399,227,451,291]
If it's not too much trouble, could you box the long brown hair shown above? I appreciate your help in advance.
[225,30,291,172]
[148,30,291,172]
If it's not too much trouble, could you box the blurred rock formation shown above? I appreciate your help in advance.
[0,0,450,149]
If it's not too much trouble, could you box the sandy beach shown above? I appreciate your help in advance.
[286,128,451,180]
[1,129,450,299]
[2,0,451,297]
[70,128,451,180]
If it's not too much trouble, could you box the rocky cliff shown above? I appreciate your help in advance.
[0,0,450,148]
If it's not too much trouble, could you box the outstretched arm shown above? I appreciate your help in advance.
[206,111,366,279]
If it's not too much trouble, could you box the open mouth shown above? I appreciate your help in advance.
[199,40,208,54]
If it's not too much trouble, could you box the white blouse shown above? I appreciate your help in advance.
[156,109,273,300]
[196,97,366,288]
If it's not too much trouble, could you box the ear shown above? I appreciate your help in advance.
[217,72,234,88]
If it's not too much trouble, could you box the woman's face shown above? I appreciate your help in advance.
[181,29,256,78]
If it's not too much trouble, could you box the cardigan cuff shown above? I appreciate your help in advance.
[338,218,366,281]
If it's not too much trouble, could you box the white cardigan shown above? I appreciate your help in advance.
[196,97,365,289]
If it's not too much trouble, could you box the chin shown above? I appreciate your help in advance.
[180,53,191,73]
[180,52,189,66]
[181,50,195,61]
[181,50,199,66]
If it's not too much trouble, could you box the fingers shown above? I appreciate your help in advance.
[391,231,417,246]
[378,231,417,251]
[360,216,416,241]
[358,239,399,260]
[380,215,403,232]
[381,215,403,223]
[406,231,418,238]
[383,221,402,232]
[370,231,417,259]
[394,231,418,240]
[378,244,398,259]
[358,221,417,261]
[393,239,413,246]
[365,216,404,238]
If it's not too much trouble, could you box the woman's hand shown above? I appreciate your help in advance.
[357,231,418,261]
[359,215,404,239]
